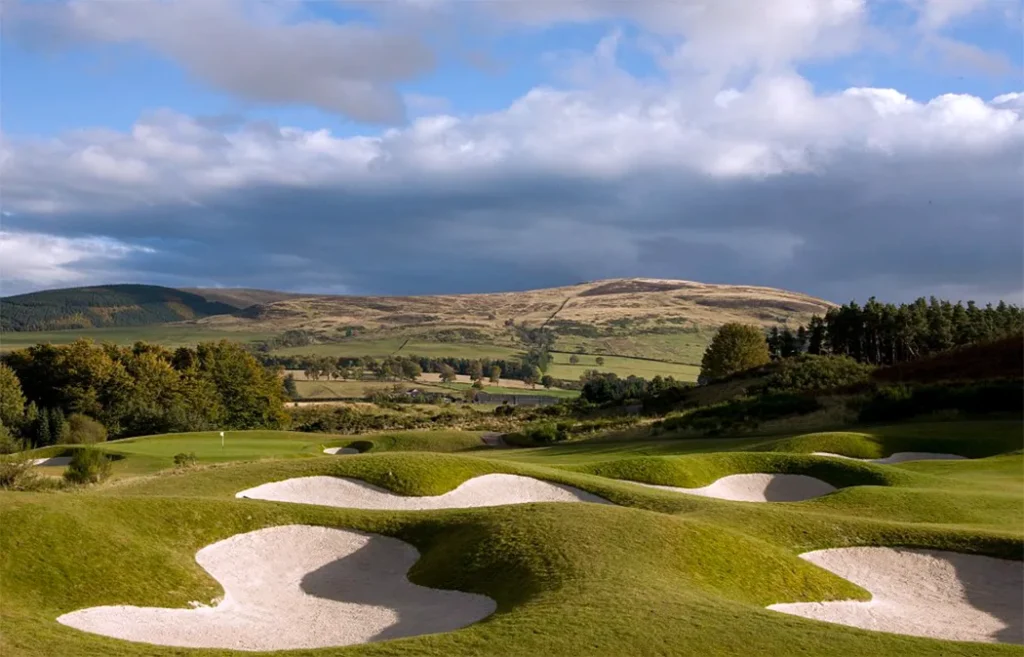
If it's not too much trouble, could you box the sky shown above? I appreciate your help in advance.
[1,0,1022,304]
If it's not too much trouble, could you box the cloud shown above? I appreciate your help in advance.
[0,231,154,296]
[3,61,1021,301]
[6,0,435,123]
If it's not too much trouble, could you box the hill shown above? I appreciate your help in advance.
[179,287,309,309]
[1,279,834,375]
[0,285,236,332]
[200,277,833,361]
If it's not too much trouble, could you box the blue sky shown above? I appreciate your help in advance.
[1,0,1022,303]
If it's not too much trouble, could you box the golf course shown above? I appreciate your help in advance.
[2,418,1022,656]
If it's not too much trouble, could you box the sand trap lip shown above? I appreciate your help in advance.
[767,547,1023,644]
[812,451,967,464]
[236,473,610,510]
[634,473,836,502]
[30,457,72,467]
[57,525,496,651]
[323,447,359,455]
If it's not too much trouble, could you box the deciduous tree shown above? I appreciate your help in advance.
[699,323,771,382]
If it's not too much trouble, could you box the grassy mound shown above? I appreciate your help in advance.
[3,418,1023,656]
[329,430,488,455]
[752,421,1022,459]
[4,488,1020,657]
[572,453,906,490]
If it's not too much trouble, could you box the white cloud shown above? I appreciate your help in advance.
[0,231,154,295]
[2,69,1021,299]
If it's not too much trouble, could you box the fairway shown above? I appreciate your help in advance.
[100,431,331,463]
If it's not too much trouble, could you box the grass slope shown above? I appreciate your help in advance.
[0,284,236,332]
[3,419,1022,657]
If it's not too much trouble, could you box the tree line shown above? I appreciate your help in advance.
[257,353,551,385]
[766,297,1022,365]
[1,339,287,450]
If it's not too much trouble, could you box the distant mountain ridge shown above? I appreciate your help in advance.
[0,284,237,332]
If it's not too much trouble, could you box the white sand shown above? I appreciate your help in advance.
[635,473,837,502]
[812,451,967,464]
[768,547,1023,644]
[237,473,610,510]
[57,525,496,651]
[30,457,72,467]
[323,447,359,455]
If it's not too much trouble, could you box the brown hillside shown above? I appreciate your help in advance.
[194,278,834,337]
[181,288,310,309]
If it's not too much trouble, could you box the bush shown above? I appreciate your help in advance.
[663,393,822,436]
[858,381,1024,423]
[63,449,112,485]
[66,414,108,444]
[173,452,198,468]
[0,456,36,490]
[754,355,874,395]
[0,423,26,455]
[520,421,569,445]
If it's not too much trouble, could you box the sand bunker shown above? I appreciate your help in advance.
[237,474,610,510]
[768,547,1023,644]
[635,473,836,502]
[812,452,967,464]
[57,525,496,651]
[323,447,359,455]
[30,457,72,467]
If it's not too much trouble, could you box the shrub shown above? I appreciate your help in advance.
[0,456,36,490]
[66,414,108,444]
[754,354,874,395]
[523,421,568,444]
[173,452,198,468]
[0,422,26,455]
[663,393,822,436]
[63,449,112,485]
[858,381,1024,423]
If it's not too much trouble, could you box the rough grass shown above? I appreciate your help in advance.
[3,419,1022,657]
[750,420,1023,459]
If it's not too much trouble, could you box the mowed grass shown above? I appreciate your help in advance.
[547,351,701,381]
[3,419,1022,657]
[0,326,273,351]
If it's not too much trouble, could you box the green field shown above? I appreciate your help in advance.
[274,338,524,360]
[292,378,578,400]
[3,418,1022,656]
[0,326,273,351]
[547,351,701,381]
[553,331,709,365]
